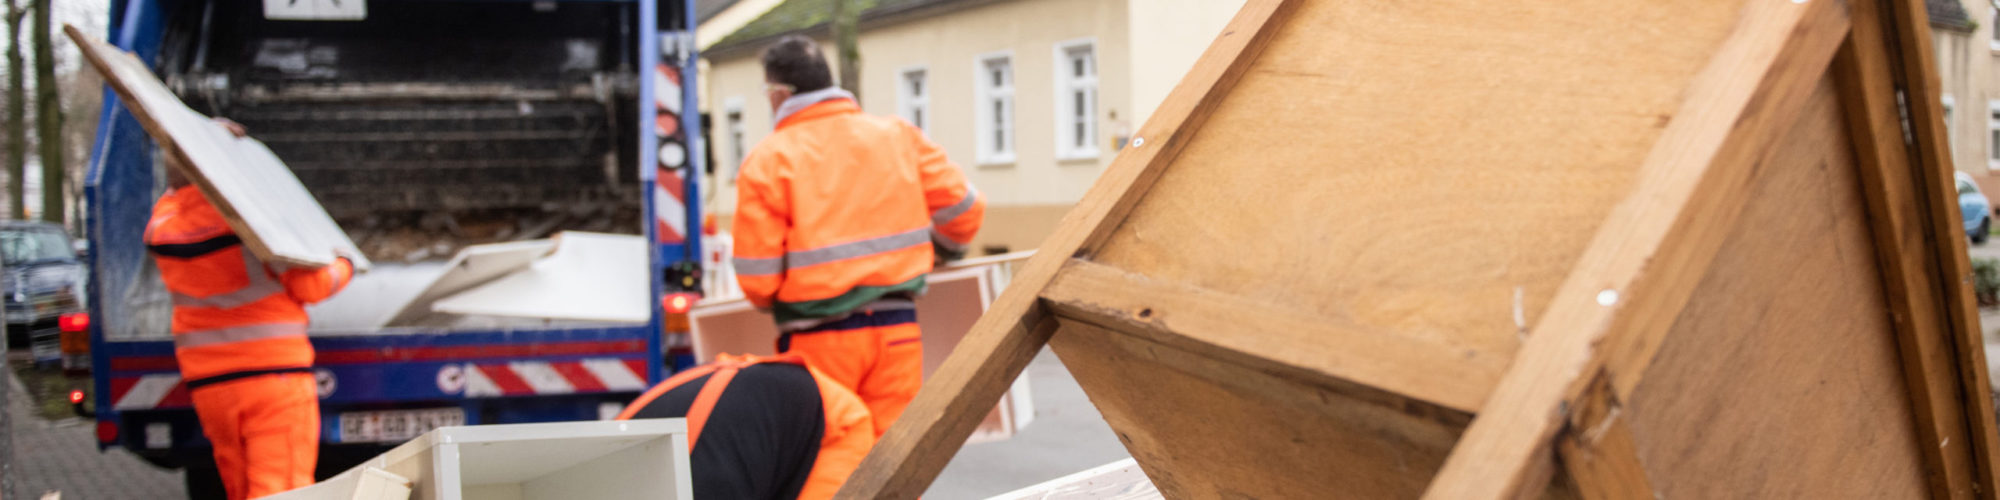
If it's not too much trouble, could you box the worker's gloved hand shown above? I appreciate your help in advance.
[211,117,249,138]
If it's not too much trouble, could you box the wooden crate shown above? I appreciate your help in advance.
[836,0,2000,498]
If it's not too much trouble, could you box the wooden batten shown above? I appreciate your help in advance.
[837,0,2000,498]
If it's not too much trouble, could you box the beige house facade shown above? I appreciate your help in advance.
[1930,0,1994,182]
[700,0,1244,254]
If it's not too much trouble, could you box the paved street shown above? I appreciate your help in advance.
[0,348,1124,499]
[7,375,182,500]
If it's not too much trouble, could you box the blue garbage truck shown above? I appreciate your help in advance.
[82,0,706,495]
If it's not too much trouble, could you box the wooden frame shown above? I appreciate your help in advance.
[837,0,2000,498]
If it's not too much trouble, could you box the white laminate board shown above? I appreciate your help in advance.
[67,25,369,271]
[431,232,648,323]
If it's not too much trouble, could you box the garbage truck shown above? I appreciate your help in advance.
[81,0,705,495]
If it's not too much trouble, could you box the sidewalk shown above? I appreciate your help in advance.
[8,370,182,499]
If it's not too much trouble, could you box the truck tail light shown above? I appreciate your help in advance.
[96,421,117,444]
[59,313,89,333]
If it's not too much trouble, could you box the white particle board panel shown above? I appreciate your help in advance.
[266,467,413,500]
[337,420,691,500]
[67,25,369,271]
[382,240,557,328]
[431,232,648,323]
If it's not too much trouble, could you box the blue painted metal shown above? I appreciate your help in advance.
[86,0,170,443]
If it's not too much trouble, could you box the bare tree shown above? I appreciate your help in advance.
[829,0,860,99]
[32,0,58,223]
[5,0,26,220]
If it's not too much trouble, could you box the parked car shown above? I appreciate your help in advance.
[0,221,86,358]
[1959,172,1993,245]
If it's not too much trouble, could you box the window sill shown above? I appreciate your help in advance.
[977,156,1018,168]
[1056,151,1102,163]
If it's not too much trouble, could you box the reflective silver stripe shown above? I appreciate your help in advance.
[930,185,979,227]
[931,230,969,253]
[734,256,785,277]
[173,323,308,349]
[785,227,930,269]
[171,249,285,309]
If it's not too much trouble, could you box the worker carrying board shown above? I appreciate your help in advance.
[147,118,356,500]
[733,35,986,433]
[618,353,876,499]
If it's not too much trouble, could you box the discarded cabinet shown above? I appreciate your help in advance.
[266,468,413,500]
[324,420,692,500]
[838,0,2000,498]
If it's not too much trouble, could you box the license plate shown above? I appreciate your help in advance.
[338,408,464,443]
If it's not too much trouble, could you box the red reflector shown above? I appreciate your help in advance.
[96,421,118,444]
[59,313,89,333]
[69,390,85,404]
[664,294,696,314]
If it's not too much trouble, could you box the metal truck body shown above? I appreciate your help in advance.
[83,0,704,483]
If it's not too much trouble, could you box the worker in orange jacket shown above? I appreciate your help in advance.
[618,353,875,500]
[733,35,985,433]
[147,118,355,500]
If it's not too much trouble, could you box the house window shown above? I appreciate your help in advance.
[1055,40,1099,160]
[1988,101,2000,165]
[1991,2,2000,50]
[976,53,1016,165]
[900,67,929,131]
[724,98,746,183]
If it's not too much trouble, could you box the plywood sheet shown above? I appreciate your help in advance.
[1050,320,1469,499]
[1089,0,1744,372]
[383,240,557,327]
[67,26,368,270]
[1622,75,1929,498]
[432,233,647,323]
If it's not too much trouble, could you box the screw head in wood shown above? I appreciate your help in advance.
[1131,137,1146,147]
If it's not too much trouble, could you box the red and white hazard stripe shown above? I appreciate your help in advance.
[654,63,690,245]
[111,374,190,410]
[464,358,650,398]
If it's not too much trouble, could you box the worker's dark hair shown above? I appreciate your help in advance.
[761,35,834,93]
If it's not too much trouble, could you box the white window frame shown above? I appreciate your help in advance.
[899,66,930,132]
[724,97,747,184]
[975,51,1017,166]
[1988,100,2000,167]
[1991,0,2000,50]
[1054,38,1100,161]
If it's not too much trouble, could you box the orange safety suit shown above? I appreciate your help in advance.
[733,90,983,433]
[618,353,875,500]
[146,185,353,500]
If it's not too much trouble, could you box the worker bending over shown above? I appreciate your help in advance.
[618,353,875,499]
[733,35,985,433]
[147,118,355,499]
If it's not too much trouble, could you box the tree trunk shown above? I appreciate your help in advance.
[5,0,26,220]
[31,0,58,223]
[829,0,860,99]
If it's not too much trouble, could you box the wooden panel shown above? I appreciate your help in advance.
[1041,258,1496,413]
[1836,0,1980,495]
[67,26,369,270]
[1048,319,1468,499]
[837,2,1300,497]
[1427,0,1851,496]
[1091,0,1746,372]
[1622,75,1929,499]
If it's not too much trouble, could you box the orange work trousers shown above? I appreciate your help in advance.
[189,371,320,500]
[781,309,922,434]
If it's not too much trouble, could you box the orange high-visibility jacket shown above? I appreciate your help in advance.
[733,97,984,325]
[617,353,875,500]
[146,186,353,384]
